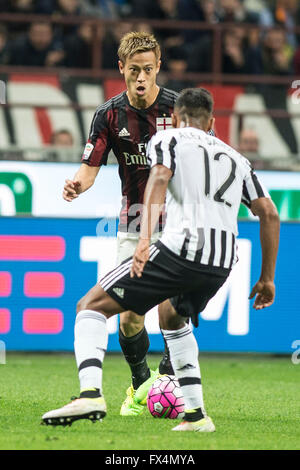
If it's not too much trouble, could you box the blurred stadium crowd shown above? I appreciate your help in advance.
[1,0,300,169]
[0,0,300,76]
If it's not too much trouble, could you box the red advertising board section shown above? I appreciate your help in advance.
[0,235,66,335]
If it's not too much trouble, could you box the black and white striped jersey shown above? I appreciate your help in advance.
[147,127,270,270]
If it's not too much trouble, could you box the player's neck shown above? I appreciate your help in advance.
[127,85,160,110]
[179,119,206,132]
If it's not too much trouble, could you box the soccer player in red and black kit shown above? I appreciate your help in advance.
[63,32,178,416]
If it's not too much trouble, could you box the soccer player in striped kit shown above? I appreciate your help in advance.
[43,87,280,431]
[62,31,179,416]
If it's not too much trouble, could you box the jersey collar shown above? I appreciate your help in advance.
[123,87,163,112]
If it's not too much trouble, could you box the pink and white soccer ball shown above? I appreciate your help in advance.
[147,375,185,419]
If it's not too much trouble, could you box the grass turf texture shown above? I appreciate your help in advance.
[0,353,299,450]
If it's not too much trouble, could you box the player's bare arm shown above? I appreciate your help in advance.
[131,164,172,278]
[63,164,100,202]
[249,197,280,310]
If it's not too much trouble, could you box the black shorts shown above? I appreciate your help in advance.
[100,241,229,327]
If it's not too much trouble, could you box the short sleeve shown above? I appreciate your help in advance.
[81,106,112,166]
[147,131,177,175]
[242,165,270,208]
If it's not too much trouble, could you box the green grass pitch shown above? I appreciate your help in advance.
[0,353,299,450]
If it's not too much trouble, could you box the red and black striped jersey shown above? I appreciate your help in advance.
[81,87,178,232]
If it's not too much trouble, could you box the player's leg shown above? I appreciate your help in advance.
[158,271,228,432]
[42,284,124,426]
[117,232,173,377]
[119,310,156,416]
[119,310,175,415]
[149,233,174,376]
[159,299,215,433]
[74,284,123,398]
[119,304,174,414]
[119,311,150,390]
[158,325,175,375]
[117,233,159,415]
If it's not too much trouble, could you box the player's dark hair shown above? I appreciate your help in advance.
[175,88,213,125]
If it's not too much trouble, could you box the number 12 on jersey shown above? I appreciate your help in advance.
[200,145,236,208]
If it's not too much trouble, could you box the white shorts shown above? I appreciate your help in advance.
[116,232,161,265]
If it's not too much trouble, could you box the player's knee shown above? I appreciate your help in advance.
[160,315,185,331]
[76,296,88,314]
[76,294,98,314]
[119,311,144,337]
[120,323,142,337]
[120,311,144,327]
[76,292,114,319]
[158,301,185,330]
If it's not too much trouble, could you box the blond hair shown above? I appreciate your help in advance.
[118,31,161,64]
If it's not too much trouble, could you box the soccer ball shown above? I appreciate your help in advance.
[147,375,185,419]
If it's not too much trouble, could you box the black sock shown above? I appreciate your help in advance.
[184,407,205,422]
[131,361,150,390]
[119,327,150,390]
[79,388,101,398]
[158,332,174,375]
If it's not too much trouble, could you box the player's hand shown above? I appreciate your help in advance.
[63,180,81,202]
[130,239,150,278]
[249,280,275,310]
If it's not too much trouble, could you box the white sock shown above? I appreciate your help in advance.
[162,324,205,413]
[74,309,108,395]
